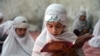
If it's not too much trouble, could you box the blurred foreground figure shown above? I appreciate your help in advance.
[83,19,100,56]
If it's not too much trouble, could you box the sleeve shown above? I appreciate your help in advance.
[0,21,10,28]
[0,22,5,29]
[89,37,100,48]
[32,44,41,56]
[73,20,79,30]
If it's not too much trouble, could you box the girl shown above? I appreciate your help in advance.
[73,10,93,36]
[1,16,34,56]
[32,4,92,56]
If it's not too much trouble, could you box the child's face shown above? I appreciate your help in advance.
[79,15,86,21]
[15,28,27,37]
[46,22,64,36]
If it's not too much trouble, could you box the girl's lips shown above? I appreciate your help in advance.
[53,34,58,36]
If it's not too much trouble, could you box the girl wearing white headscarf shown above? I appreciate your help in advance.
[0,13,13,42]
[32,4,84,56]
[73,10,93,36]
[0,13,12,53]
[0,21,13,53]
[1,16,34,56]
[0,21,13,38]
[82,19,100,56]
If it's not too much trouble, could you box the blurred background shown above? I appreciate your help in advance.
[0,0,100,32]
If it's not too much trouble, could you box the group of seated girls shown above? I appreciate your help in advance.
[0,3,99,56]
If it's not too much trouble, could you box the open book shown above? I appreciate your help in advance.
[41,41,73,52]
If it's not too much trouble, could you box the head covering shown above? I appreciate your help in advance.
[88,19,100,47]
[42,4,67,30]
[73,10,89,31]
[1,21,13,35]
[1,16,34,56]
[0,21,13,42]
[78,10,86,17]
[13,16,28,28]
[32,4,77,56]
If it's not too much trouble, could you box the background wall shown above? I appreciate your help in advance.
[0,0,100,31]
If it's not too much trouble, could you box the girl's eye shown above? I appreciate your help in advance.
[48,25,53,28]
[18,28,27,31]
[18,29,22,31]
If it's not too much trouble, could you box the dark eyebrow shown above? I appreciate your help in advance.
[47,23,52,25]
[56,23,62,25]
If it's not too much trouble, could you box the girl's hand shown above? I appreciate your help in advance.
[82,29,88,33]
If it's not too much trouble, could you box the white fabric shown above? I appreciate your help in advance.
[88,19,100,47]
[32,4,77,56]
[44,14,66,26]
[1,16,34,56]
[0,12,3,19]
[13,16,28,28]
[42,4,67,30]
[0,21,13,35]
[73,10,89,31]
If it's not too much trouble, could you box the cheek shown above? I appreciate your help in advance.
[16,31,21,35]
[57,27,64,34]
[80,16,85,20]
[47,27,52,33]
[57,29,63,34]
[16,30,24,35]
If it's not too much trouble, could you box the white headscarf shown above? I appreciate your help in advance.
[13,16,29,28]
[73,10,89,31]
[32,4,77,56]
[1,16,34,56]
[88,19,100,47]
[0,21,13,35]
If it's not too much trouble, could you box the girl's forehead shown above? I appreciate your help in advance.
[80,15,86,16]
[47,22,63,25]
[16,28,27,30]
